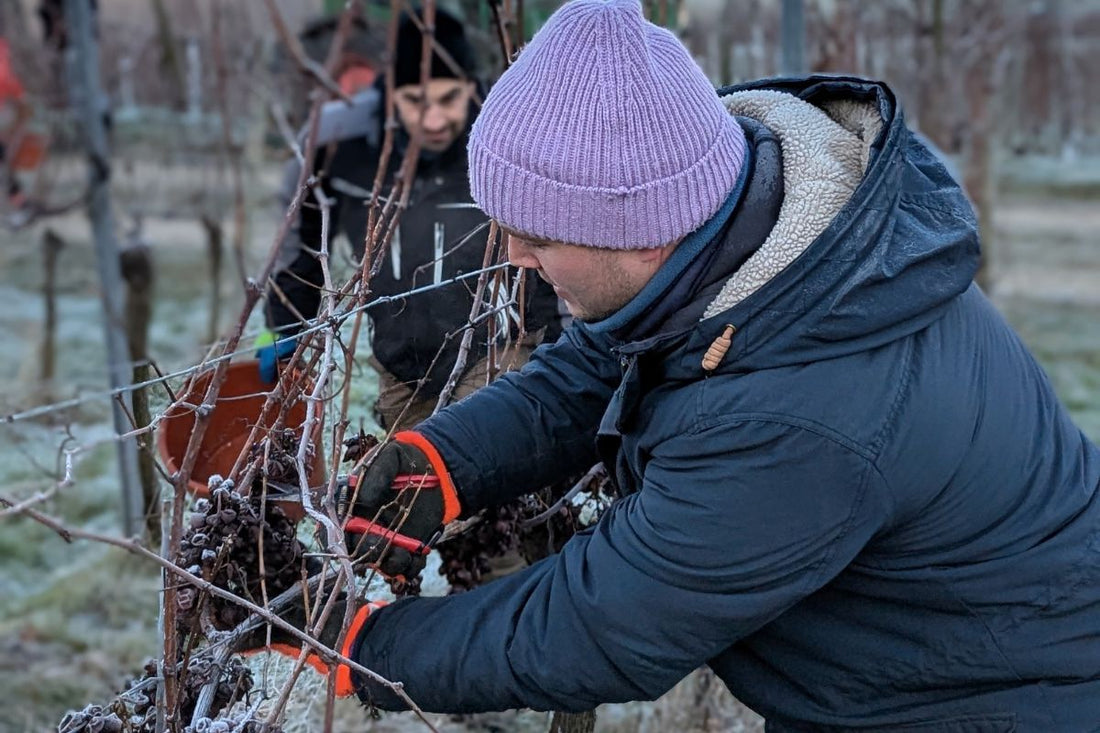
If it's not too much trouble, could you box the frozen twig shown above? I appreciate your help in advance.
[268,98,304,165]
[434,221,501,412]
[189,644,233,726]
[262,0,351,104]
[0,263,509,426]
[3,499,427,711]
[487,0,516,67]
[520,463,605,529]
[0,483,60,518]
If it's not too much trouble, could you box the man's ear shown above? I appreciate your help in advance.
[637,238,681,266]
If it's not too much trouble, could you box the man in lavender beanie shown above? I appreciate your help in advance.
[469,0,746,250]
[263,0,1100,728]
[468,0,747,320]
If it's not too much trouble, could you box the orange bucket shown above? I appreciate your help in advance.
[156,360,325,521]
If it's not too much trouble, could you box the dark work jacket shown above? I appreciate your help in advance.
[351,78,1100,731]
[267,84,562,393]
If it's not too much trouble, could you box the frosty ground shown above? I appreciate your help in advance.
[1,154,1098,732]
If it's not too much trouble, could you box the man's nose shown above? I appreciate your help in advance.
[506,235,539,269]
[422,103,447,131]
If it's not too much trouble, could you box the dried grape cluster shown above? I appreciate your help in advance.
[175,478,305,633]
[59,478,304,733]
[438,502,524,592]
[341,428,380,465]
[177,656,255,726]
[438,468,615,593]
[57,705,124,733]
[250,428,312,485]
[185,711,284,733]
[57,657,268,733]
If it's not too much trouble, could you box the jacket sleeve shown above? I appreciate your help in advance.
[350,419,891,713]
[415,324,622,511]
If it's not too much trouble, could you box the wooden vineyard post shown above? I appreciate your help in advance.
[63,0,144,537]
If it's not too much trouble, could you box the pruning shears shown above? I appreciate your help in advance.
[261,473,442,557]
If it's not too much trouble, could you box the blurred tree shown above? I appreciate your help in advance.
[149,0,185,109]
[63,0,143,537]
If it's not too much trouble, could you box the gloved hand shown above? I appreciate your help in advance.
[346,432,461,580]
[255,328,298,384]
[241,591,386,697]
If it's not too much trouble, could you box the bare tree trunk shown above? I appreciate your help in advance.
[131,361,161,543]
[965,102,993,291]
[1054,0,1083,159]
[149,0,187,109]
[201,216,224,344]
[64,0,144,538]
[781,0,805,75]
[718,33,733,83]
[965,43,1012,293]
[120,244,153,364]
[549,710,597,733]
[120,242,160,543]
[914,0,950,149]
[39,228,65,382]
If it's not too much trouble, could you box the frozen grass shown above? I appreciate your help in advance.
[0,550,160,731]
[1,157,1097,732]
[0,428,161,732]
[999,299,1100,442]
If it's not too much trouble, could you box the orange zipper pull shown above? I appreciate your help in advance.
[702,324,736,372]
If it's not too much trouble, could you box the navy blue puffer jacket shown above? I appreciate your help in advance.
[351,77,1100,732]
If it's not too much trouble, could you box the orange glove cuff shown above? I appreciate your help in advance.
[395,431,462,524]
[334,600,386,697]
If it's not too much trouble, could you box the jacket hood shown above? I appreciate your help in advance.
[623,77,980,377]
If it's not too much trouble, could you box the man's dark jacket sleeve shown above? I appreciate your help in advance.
[351,418,891,712]
[416,323,622,510]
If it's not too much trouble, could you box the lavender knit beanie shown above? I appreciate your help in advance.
[468,0,747,250]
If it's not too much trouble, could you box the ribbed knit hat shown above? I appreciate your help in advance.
[468,0,747,250]
[394,8,476,87]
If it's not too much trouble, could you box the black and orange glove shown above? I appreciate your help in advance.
[241,594,385,697]
[345,432,461,580]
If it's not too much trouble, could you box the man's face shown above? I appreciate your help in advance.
[394,78,475,153]
[505,229,676,322]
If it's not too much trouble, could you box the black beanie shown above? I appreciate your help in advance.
[393,8,476,87]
